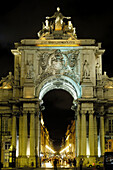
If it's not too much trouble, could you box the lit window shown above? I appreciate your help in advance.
[5,142,11,150]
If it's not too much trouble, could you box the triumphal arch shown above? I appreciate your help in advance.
[0,7,113,167]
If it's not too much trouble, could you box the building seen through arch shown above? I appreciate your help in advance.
[0,7,113,168]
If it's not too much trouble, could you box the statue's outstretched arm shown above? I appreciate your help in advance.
[64,17,71,19]
[46,15,55,19]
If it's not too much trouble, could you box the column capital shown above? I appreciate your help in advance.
[23,110,28,114]
[80,110,87,114]
[88,110,94,115]
[99,112,105,116]
[12,112,18,116]
[30,110,36,114]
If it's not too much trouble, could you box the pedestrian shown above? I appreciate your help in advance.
[73,158,76,169]
[69,159,72,167]
[54,158,57,170]
[79,158,83,170]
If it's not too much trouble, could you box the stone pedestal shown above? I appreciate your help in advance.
[81,79,93,98]
[23,79,35,98]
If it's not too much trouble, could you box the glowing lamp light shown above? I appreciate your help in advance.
[46,145,55,153]
[60,146,69,154]
[41,118,44,126]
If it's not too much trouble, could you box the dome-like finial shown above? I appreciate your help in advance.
[57,7,60,12]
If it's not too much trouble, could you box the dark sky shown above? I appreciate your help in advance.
[1,0,113,150]
[0,1,113,77]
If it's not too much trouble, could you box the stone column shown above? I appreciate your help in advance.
[35,110,39,168]
[37,110,41,167]
[18,114,23,167]
[81,110,87,156]
[89,111,94,156]
[94,114,98,156]
[19,115,23,155]
[12,114,16,149]
[100,113,105,156]
[30,110,36,167]
[76,105,81,157]
[21,111,28,166]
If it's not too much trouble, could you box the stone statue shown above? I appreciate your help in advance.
[37,7,77,39]
[46,7,71,22]
[16,63,20,80]
[83,60,90,79]
[0,72,14,88]
[96,63,101,79]
[46,7,71,31]
[26,60,34,79]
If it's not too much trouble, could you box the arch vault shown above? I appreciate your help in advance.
[37,75,81,100]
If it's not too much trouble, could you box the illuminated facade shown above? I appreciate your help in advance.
[60,120,75,158]
[41,114,55,159]
[0,7,113,167]
[105,139,113,152]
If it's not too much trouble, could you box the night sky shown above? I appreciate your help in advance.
[0,0,113,151]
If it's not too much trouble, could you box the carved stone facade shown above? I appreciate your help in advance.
[0,8,113,167]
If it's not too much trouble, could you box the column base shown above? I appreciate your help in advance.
[77,156,88,167]
[29,156,36,167]
[77,156,97,167]
[37,156,41,167]
[88,156,96,164]
[18,156,28,167]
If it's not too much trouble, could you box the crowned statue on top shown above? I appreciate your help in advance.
[38,7,77,40]
[46,7,71,31]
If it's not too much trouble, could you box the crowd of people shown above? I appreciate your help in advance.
[42,157,78,168]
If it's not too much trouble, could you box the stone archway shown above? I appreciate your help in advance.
[35,75,80,165]
[0,7,107,168]
[36,75,81,100]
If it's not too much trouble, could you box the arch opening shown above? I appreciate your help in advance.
[42,89,75,152]
[37,76,79,166]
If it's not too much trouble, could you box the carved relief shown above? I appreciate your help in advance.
[35,50,80,84]
[40,53,49,71]
[46,50,65,74]
[69,53,76,68]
